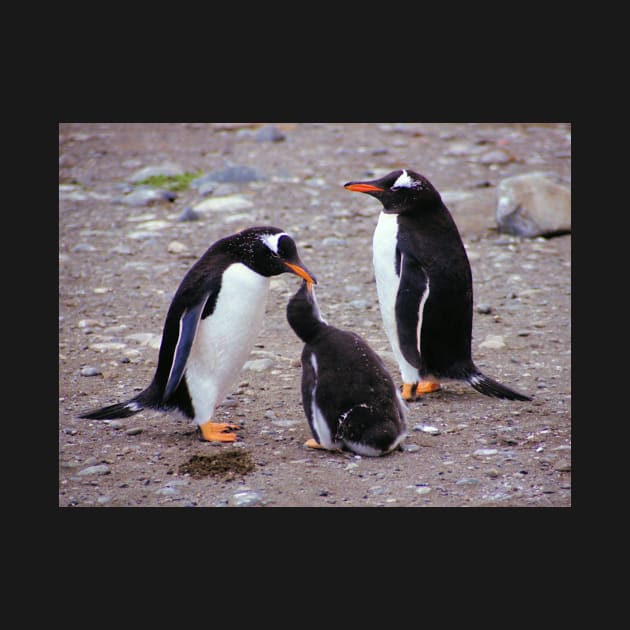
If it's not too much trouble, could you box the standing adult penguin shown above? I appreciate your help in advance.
[287,280,407,456]
[344,169,531,402]
[78,226,316,442]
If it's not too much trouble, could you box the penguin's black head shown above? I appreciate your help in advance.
[344,169,442,214]
[230,226,317,283]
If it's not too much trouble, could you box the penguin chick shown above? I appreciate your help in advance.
[78,226,316,442]
[344,169,531,402]
[286,280,407,456]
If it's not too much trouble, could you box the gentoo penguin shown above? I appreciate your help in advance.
[344,169,531,402]
[286,280,407,456]
[79,226,316,442]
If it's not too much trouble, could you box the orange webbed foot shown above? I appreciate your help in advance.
[416,380,441,395]
[199,421,242,443]
[304,438,326,450]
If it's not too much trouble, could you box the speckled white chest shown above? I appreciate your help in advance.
[185,263,270,424]
[372,212,421,384]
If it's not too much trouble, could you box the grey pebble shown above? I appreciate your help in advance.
[403,444,420,452]
[177,206,200,222]
[121,187,177,207]
[243,358,275,372]
[322,237,348,246]
[129,162,185,183]
[476,303,493,314]
[125,427,143,436]
[230,491,262,507]
[77,464,111,476]
[155,486,178,496]
[72,243,97,253]
[255,125,286,143]
[348,299,369,310]
[474,448,498,456]
[413,424,441,435]
[110,245,134,255]
[456,477,481,485]
[80,366,101,377]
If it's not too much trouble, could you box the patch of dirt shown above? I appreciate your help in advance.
[179,450,255,480]
[59,122,571,507]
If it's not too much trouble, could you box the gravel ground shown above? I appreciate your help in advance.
[58,122,571,507]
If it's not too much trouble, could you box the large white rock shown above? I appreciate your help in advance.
[496,173,571,237]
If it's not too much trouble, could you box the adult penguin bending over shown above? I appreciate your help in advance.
[344,169,531,402]
[79,226,316,442]
[287,280,407,456]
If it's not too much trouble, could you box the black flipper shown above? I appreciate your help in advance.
[163,297,208,402]
[395,253,428,370]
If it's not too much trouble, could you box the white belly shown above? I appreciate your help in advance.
[185,263,270,424]
[372,213,420,384]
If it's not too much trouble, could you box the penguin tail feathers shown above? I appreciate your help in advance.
[78,398,145,420]
[468,371,532,401]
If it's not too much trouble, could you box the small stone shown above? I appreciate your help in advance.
[473,448,498,457]
[80,366,101,377]
[456,477,480,485]
[125,427,143,436]
[243,358,275,372]
[415,486,432,495]
[129,162,185,183]
[403,444,420,453]
[72,243,97,253]
[479,335,506,350]
[478,147,515,165]
[322,237,348,246]
[554,461,571,472]
[476,303,493,314]
[177,206,200,221]
[89,342,127,352]
[167,240,188,254]
[121,187,177,207]
[155,486,178,496]
[230,491,262,506]
[193,195,254,213]
[77,464,110,476]
[412,424,441,435]
[255,125,286,142]
[348,299,369,309]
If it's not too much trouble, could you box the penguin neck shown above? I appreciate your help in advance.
[287,287,328,344]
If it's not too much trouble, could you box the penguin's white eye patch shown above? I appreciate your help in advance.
[261,232,288,255]
[391,169,416,190]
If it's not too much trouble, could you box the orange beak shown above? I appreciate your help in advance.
[284,262,317,285]
[344,182,384,193]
